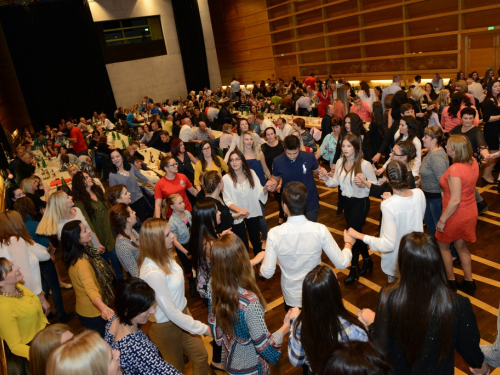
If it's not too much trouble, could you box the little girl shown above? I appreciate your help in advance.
[167,194,197,297]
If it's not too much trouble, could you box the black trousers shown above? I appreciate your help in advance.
[176,245,193,280]
[232,216,262,255]
[274,192,285,219]
[343,196,370,267]
[40,259,66,317]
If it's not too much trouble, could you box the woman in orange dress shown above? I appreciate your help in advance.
[435,135,479,296]
[314,82,332,118]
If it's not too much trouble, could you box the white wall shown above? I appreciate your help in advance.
[198,0,222,90]
[89,0,220,108]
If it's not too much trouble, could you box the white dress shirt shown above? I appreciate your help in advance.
[363,189,425,278]
[276,124,293,140]
[139,257,208,335]
[179,124,193,142]
[222,170,267,224]
[325,159,377,198]
[207,107,219,122]
[260,215,352,307]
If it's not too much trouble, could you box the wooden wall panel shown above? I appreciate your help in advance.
[208,0,500,84]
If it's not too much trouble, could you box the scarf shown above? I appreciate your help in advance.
[82,245,115,306]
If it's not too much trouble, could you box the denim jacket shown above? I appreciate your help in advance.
[168,211,192,245]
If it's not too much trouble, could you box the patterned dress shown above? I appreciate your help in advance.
[208,287,283,375]
[105,315,180,375]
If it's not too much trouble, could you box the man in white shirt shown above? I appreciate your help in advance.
[179,118,193,142]
[275,117,293,140]
[255,113,276,135]
[295,89,313,116]
[381,75,402,110]
[410,75,422,87]
[467,78,485,104]
[77,117,87,131]
[260,181,353,310]
[203,87,212,97]
[230,79,240,95]
[207,101,219,122]
[306,86,316,99]
[241,84,251,96]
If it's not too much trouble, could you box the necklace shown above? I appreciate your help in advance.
[1,286,24,298]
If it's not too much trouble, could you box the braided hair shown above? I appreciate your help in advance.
[386,160,409,191]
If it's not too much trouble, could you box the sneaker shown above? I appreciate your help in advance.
[477,200,488,215]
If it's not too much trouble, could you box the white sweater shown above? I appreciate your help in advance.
[363,189,426,277]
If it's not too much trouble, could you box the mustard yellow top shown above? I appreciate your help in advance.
[194,156,228,187]
[69,258,102,318]
[162,120,173,136]
[0,284,48,359]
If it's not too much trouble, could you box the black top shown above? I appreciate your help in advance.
[261,141,285,174]
[449,125,487,165]
[320,114,332,141]
[161,139,172,153]
[174,154,195,184]
[372,290,484,375]
[203,196,233,232]
[409,99,426,136]
[88,139,98,149]
[219,108,233,125]
[8,157,21,179]
[26,192,46,214]
[15,162,35,185]
[145,130,163,151]
[193,113,208,126]
[97,143,112,155]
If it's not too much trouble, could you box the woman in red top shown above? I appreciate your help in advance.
[154,155,198,219]
[313,82,332,118]
[436,135,479,296]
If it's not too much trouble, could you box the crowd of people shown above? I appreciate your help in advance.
[1,68,500,375]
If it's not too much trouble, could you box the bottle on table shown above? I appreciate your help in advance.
[150,152,154,163]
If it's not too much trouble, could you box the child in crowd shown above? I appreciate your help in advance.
[220,123,234,151]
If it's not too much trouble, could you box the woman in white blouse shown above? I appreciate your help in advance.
[376,116,422,178]
[138,218,210,375]
[0,210,51,314]
[357,81,376,109]
[223,150,270,255]
[348,160,426,283]
[319,134,377,285]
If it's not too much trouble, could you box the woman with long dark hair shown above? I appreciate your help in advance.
[170,138,198,185]
[109,148,155,223]
[61,220,115,337]
[343,112,374,163]
[222,150,270,254]
[357,80,376,108]
[483,68,495,90]
[209,233,291,375]
[319,135,377,284]
[358,232,488,375]
[423,82,438,105]
[201,171,234,231]
[441,92,479,133]
[72,171,123,281]
[110,203,140,277]
[288,265,367,374]
[193,140,228,191]
[377,116,421,177]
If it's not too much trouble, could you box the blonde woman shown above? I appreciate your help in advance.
[36,191,104,251]
[239,131,272,247]
[46,330,121,375]
[29,324,74,375]
[138,218,210,375]
[20,176,48,214]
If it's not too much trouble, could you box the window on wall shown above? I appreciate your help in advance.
[95,16,167,64]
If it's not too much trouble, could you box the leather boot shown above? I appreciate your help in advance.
[448,280,458,292]
[359,257,373,276]
[344,266,359,285]
[457,279,476,296]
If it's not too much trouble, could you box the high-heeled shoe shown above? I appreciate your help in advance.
[359,257,373,276]
[458,279,476,296]
[344,266,359,285]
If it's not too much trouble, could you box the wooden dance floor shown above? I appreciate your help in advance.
[57,174,500,375]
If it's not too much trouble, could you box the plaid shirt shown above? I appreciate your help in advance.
[288,315,368,370]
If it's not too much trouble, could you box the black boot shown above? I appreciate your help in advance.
[448,280,458,292]
[188,279,197,298]
[458,279,476,296]
[344,266,359,285]
[58,311,74,324]
[359,257,373,276]
[336,205,343,217]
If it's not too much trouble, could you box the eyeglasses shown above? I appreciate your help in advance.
[202,147,211,151]
[167,163,178,167]
[229,158,241,162]
[390,151,405,157]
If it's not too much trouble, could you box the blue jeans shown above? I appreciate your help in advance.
[40,259,66,316]
[101,248,124,280]
[424,197,442,237]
